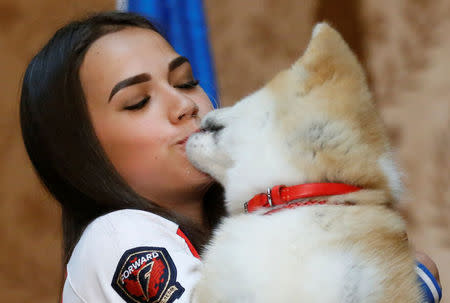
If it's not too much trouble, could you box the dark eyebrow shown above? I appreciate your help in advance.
[169,56,190,72]
[109,73,151,102]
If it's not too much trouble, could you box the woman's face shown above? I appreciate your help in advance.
[79,27,214,206]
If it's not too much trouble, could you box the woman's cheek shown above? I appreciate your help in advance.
[115,147,167,195]
[102,127,166,181]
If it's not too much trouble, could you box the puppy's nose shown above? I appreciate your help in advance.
[201,117,224,133]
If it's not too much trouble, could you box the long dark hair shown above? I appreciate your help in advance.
[20,11,225,266]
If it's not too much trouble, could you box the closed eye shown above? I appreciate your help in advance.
[124,96,150,111]
[174,79,199,89]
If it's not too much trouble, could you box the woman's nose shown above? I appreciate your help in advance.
[167,89,200,124]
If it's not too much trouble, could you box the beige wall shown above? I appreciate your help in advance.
[0,0,448,301]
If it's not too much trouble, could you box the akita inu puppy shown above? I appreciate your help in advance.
[186,23,421,303]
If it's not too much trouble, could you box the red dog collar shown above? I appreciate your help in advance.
[244,183,361,213]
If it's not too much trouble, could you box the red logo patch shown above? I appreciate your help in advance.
[112,247,184,303]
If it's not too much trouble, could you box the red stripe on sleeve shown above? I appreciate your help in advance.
[176,228,200,259]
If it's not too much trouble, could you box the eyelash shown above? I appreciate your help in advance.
[124,96,150,111]
[174,79,200,89]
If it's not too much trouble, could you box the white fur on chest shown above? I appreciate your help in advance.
[193,206,406,303]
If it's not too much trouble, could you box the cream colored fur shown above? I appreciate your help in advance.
[186,23,421,303]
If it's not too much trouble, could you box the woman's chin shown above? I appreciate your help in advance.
[186,165,214,183]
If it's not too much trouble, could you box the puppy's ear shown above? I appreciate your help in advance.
[292,23,367,94]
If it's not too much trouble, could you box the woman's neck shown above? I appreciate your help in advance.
[148,184,211,228]
[172,195,204,226]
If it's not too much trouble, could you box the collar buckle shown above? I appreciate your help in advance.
[266,187,273,207]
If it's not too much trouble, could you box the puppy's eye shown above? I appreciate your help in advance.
[174,80,200,89]
[124,96,150,111]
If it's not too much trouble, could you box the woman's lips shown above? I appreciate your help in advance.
[176,129,201,146]
[177,137,189,145]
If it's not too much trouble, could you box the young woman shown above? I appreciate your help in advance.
[20,11,441,303]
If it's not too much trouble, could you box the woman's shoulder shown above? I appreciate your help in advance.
[64,209,201,302]
[90,208,177,230]
[85,209,179,239]
[70,209,198,263]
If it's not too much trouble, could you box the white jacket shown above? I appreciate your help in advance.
[62,209,201,303]
[61,209,442,303]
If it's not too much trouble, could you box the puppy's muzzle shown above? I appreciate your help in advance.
[201,118,224,133]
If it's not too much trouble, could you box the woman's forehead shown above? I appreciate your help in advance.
[83,27,177,74]
[87,27,174,60]
[80,27,178,104]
